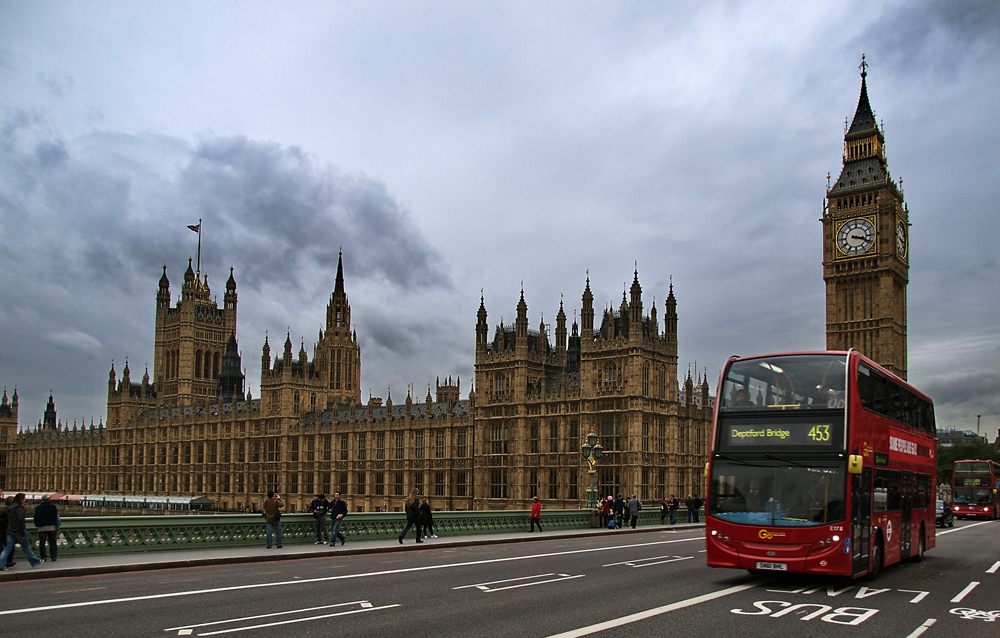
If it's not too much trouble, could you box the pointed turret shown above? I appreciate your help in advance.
[261,333,271,373]
[476,292,488,351]
[158,265,170,308]
[218,332,245,403]
[515,285,528,343]
[43,393,57,430]
[581,274,594,340]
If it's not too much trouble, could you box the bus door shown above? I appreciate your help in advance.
[852,467,872,576]
[900,472,913,558]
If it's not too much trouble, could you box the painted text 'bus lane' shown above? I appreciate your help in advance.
[731,601,878,625]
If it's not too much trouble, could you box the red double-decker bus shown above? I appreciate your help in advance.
[706,350,937,580]
[952,460,1000,519]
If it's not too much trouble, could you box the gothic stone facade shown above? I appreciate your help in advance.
[4,257,710,512]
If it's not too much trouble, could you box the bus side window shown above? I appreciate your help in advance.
[915,473,931,509]
[887,470,901,511]
[873,470,887,513]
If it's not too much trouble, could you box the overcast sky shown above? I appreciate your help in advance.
[1,1,998,438]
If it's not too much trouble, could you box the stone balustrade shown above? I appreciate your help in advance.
[20,507,674,556]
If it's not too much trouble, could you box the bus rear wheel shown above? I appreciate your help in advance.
[910,528,925,562]
[866,538,884,581]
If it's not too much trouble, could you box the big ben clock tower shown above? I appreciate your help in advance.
[822,56,909,379]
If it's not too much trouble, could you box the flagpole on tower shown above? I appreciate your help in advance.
[187,219,203,273]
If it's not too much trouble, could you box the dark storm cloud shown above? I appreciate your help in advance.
[859,0,1000,73]
[0,112,452,422]
[177,135,451,292]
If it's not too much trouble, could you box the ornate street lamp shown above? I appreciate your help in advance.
[581,431,603,510]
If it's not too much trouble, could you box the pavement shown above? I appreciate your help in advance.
[0,521,706,582]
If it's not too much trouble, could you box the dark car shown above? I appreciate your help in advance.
[936,500,955,528]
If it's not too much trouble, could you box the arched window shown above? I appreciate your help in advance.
[213,352,220,379]
[293,391,300,414]
[195,350,202,378]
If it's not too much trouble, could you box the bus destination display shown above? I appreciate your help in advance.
[724,421,841,448]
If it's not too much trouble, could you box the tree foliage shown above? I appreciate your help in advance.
[937,442,1000,485]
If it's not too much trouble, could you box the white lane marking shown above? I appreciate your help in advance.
[937,520,995,535]
[951,581,980,603]
[198,604,400,636]
[602,556,693,568]
[546,579,770,638]
[603,554,686,567]
[485,574,585,592]
[454,573,556,589]
[165,601,369,631]
[898,590,930,603]
[903,618,935,638]
[0,536,702,617]
[986,561,1000,574]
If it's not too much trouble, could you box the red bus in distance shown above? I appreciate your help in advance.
[951,459,1000,520]
[706,350,937,580]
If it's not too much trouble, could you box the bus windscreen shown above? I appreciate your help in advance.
[720,354,847,411]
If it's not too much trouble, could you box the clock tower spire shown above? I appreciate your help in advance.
[822,56,908,379]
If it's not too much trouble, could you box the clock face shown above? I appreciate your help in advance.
[896,220,907,259]
[836,218,876,256]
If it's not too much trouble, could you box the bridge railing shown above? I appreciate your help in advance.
[23,507,691,557]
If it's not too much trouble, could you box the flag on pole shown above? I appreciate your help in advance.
[187,223,201,232]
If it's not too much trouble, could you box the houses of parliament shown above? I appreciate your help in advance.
[0,249,712,512]
[0,62,907,513]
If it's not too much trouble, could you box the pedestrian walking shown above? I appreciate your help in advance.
[660,496,669,525]
[420,498,437,538]
[627,495,641,528]
[33,494,61,561]
[308,493,331,544]
[329,492,347,546]
[398,489,423,544]
[0,493,44,569]
[685,494,696,523]
[529,496,543,532]
[693,494,702,523]
[668,494,680,526]
[263,490,283,549]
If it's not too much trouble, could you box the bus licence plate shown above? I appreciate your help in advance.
[756,561,787,571]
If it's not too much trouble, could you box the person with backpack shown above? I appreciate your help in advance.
[0,493,44,569]
[398,489,423,544]
[308,493,331,544]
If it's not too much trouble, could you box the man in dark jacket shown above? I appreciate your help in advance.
[308,494,331,544]
[613,494,625,529]
[1,493,44,569]
[32,494,60,561]
[329,492,348,546]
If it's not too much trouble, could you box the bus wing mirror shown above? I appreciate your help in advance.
[848,455,863,474]
[704,462,709,479]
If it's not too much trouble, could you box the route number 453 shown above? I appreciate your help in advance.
[808,425,831,442]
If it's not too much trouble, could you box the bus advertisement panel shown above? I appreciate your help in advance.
[706,350,937,580]
[951,460,1000,520]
